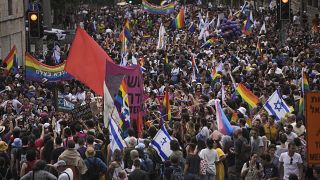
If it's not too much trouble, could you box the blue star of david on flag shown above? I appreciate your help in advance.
[264,90,290,121]
[151,126,173,161]
[273,100,283,112]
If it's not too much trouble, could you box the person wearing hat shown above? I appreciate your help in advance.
[82,147,107,180]
[0,141,9,166]
[54,160,73,180]
[58,141,87,180]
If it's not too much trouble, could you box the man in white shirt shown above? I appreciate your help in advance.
[199,138,219,179]
[285,125,298,143]
[291,119,306,137]
[55,160,74,180]
[279,142,303,180]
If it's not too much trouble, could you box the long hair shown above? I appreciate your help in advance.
[41,139,54,163]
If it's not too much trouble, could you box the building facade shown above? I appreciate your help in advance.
[0,0,26,65]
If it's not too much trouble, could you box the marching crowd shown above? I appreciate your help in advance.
[1,1,320,180]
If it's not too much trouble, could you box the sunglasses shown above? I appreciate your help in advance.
[290,158,293,165]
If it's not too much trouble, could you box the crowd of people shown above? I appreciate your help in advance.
[1,1,320,180]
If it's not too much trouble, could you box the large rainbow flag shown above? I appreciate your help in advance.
[161,89,171,126]
[215,100,234,135]
[242,16,252,36]
[298,71,310,116]
[236,83,259,109]
[142,0,176,15]
[115,79,131,137]
[3,46,18,74]
[173,7,185,29]
[119,19,132,43]
[25,53,72,82]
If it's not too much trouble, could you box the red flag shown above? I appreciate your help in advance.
[65,28,113,96]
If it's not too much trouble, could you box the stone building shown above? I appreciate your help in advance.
[0,0,26,65]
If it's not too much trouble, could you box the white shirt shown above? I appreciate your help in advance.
[286,132,298,143]
[199,148,219,174]
[279,152,302,180]
[291,123,306,137]
[58,168,74,180]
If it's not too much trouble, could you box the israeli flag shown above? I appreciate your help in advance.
[264,90,290,121]
[109,117,127,153]
[151,126,173,161]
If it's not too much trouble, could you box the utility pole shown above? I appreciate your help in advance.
[279,0,290,45]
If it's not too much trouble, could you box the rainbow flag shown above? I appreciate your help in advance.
[25,53,72,82]
[256,39,262,57]
[302,72,309,93]
[142,0,176,15]
[161,89,171,126]
[298,97,304,116]
[215,100,234,135]
[120,19,132,43]
[299,71,309,117]
[201,38,218,48]
[242,16,252,35]
[211,66,221,81]
[231,112,238,123]
[3,46,18,74]
[236,83,259,109]
[115,79,131,137]
[174,7,185,29]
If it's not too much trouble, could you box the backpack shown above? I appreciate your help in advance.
[170,166,184,180]
[85,157,100,180]
[199,159,208,175]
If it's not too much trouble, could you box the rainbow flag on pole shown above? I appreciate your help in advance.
[25,53,72,82]
[173,7,185,29]
[142,0,176,15]
[3,46,18,74]
[242,16,252,35]
[302,72,309,92]
[236,83,259,109]
[115,79,131,137]
[161,89,171,126]
[298,71,310,116]
[211,66,221,81]
[119,19,132,43]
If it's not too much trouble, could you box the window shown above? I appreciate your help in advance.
[8,0,13,15]
[314,0,318,8]
[308,0,312,6]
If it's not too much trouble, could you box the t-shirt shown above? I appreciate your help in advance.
[186,154,201,174]
[291,123,305,137]
[250,136,264,154]
[51,147,65,164]
[279,152,303,180]
[286,132,298,143]
[263,163,279,179]
[199,148,219,175]
[58,168,73,180]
